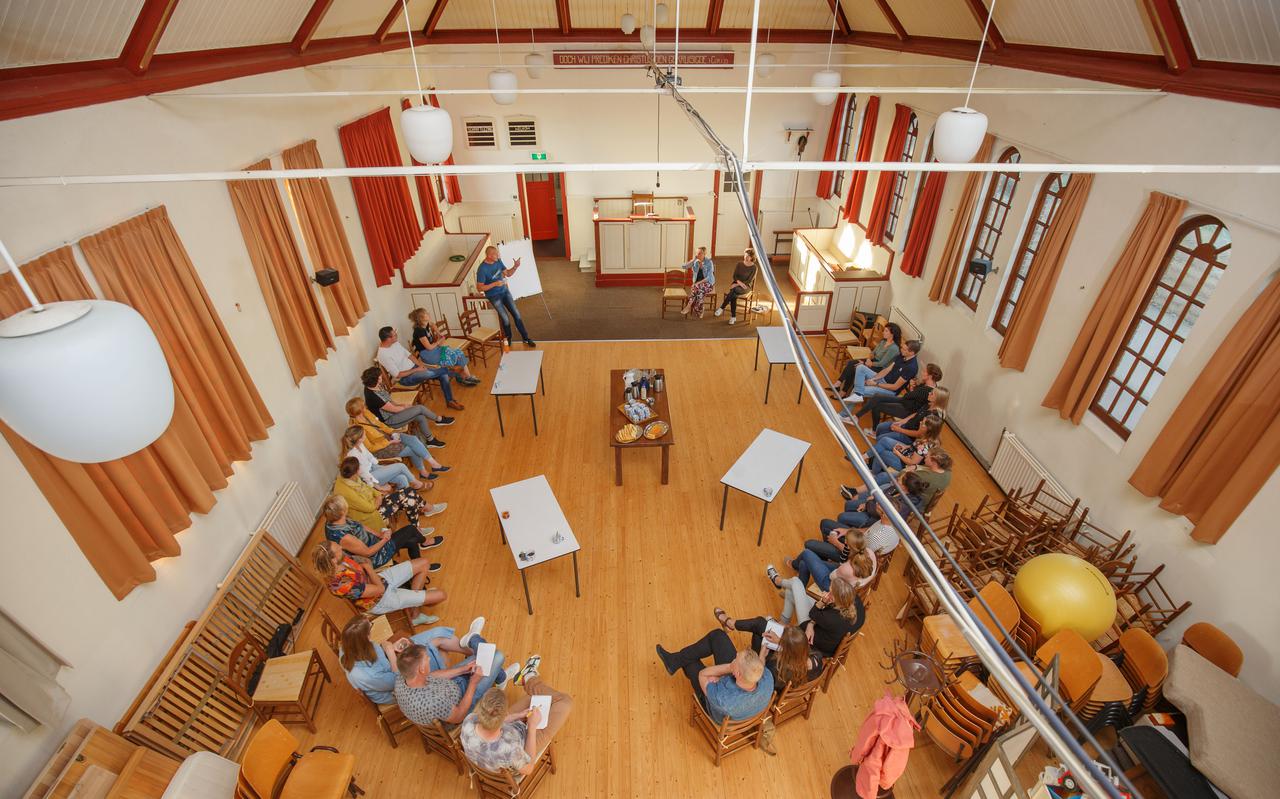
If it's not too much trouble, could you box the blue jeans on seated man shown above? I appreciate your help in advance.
[489,289,530,343]
[792,549,838,590]
[398,366,457,404]
[446,634,506,712]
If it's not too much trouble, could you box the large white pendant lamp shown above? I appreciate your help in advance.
[397,0,453,164]
[488,69,518,104]
[935,0,997,162]
[639,24,655,48]
[755,52,777,77]
[0,241,173,462]
[811,69,840,106]
[620,12,637,34]
[524,52,547,79]
[655,3,669,23]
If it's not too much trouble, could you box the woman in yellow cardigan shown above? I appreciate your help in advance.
[346,397,445,481]
[332,456,444,528]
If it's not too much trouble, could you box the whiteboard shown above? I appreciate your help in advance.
[497,238,543,300]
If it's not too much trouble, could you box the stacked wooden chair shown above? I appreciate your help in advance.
[920,581,1021,675]
[920,670,1011,762]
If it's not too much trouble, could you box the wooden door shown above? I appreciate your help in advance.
[524,173,559,240]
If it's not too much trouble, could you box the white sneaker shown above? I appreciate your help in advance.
[843,393,864,404]
[840,413,857,426]
[424,502,447,517]
[714,307,724,317]
[729,317,737,325]
[501,663,521,685]
[861,428,877,439]
[459,616,486,650]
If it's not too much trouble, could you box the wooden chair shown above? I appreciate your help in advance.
[771,670,827,727]
[376,358,433,405]
[318,610,342,659]
[1035,630,1102,715]
[820,632,856,693]
[415,720,467,775]
[468,743,556,798]
[319,611,415,749]
[460,308,503,366]
[1181,622,1243,677]
[689,693,775,766]
[921,581,1021,675]
[238,719,363,799]
[660,268,688,318]
[226,633,330,733]
[433,317,472,356]
[825,313,868,371]
[921,689,984,761]
[1080,651,1136,729]
[1115,628,1168,714]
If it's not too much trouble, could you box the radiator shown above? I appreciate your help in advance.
[459,213,518,244]
[255,482,315,555]
[989,430,1072,501]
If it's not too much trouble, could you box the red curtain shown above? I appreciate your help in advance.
[400,98,444,231]
[865,104,914,245]
[898,170,948,277]
[338,107,423,286]
[428,92,463,204]
[841,95,879,224]
[815,101,846,200]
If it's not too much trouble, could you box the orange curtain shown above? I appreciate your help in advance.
[865,104,914,245]
[898,169,948,278]
[228,160,334,383]
[927,133,996,303]
[428,92,462,204]
[815,100,846,200]
[1042,192,1186,423]
[282,139,370,337]
[842,95,879,224]
[1129,274,1280,544]
[400,98,445,230]
[997,174,1095,370]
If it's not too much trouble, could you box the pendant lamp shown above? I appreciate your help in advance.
[756,52,777,77]
[621,12,637,34]
[655,3,669,23]
[397,0,452,164]
[811,69,840,106]
[639,24,655,47]
[0,242,174,462]
[935,0,997,162]
[489,69,518,105]
[524,52,547,79]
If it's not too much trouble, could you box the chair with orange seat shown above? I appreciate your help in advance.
[1035,629,1103,715]
[238,719,363,799]
[1115,628,1169,713]
[1181,622,1243,677]
[921,581,1021,674]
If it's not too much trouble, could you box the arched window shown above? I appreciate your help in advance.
[832,94,858,197]
[882,112,919,241]
[1091,215,1231,438]
[955,147,1021,309]
[992,172,1070,334]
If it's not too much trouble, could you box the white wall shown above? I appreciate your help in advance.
[834,52,1280,698]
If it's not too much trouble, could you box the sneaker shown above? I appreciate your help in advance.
[765,564,781,588]
[423,535,445,550]
[839,485,856,501]
[515,655,541,686]
[433,465,452,473]
[861,427,877,439]
[426,438,447,448]
[425,472,439,480]
[728,317,737,325]
[714,307,724,317]
[843,393,864,404]
[839,413,857,426]
[461,377,482,386]
[500,663,521,685]
[426,562,442,572]
[523,340,537,348]
[423,502,447,517]
[459,616,486,650]
[412,613,440,626]
[435,416,456,427]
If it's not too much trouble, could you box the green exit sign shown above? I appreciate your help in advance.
[530,152,548,161]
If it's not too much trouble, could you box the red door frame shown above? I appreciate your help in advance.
[516,172,573,259]
[710,170,720,256]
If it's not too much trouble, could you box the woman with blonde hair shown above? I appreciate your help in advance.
[323,491,441,569]
[339,613,486,705]
[408,308,481,385]
[708,610,824,690]
[679,246,716,318]
[870,414,943,476]
[459,666,575,776]
[312,540,444,623]
[346,397,443,481]
[762,570,864,659]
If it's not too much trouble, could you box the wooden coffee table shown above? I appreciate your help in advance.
[608,369,674,486]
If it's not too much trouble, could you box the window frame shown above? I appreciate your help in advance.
[899,134,935,247]
[992,172,1070,335]
[832,94,859,197]
[882,112,919,242]
[1090,215,1231,439]
[955,146,1022,309]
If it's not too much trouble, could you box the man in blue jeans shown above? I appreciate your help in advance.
[393,619,519,729]
[376,326,463,411]
[475,245,536,347]
[839,339,921,422]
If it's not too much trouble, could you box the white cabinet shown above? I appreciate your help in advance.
[660,222,688,268]
[599,219,691,274]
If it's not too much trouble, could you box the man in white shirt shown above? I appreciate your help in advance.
[377,327,463,411]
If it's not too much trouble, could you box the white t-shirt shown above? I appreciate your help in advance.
[347,444,380,486]
[376,343,416,376]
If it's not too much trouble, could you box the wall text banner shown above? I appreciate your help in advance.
[552,51,734,68]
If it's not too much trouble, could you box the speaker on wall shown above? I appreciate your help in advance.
[313,268,340,286]
[968,258,993,277]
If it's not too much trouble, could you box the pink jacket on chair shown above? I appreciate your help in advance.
[850,693,919,799]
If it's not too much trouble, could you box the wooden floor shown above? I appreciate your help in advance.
[287,336,1030,798]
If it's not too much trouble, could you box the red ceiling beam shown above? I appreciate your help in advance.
[423,0,451,37]
[874,0,908,42]
[291,0,335,53]
[373,2,401,42]
[961,0,1004,50]
[1140,0,1196,74]
[555,0,572,35]
[119,0,181,75]
[825,0,852,36]
[419,28,850,45]
[707,0,725,36]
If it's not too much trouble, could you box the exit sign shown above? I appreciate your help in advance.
[530,152,548,161]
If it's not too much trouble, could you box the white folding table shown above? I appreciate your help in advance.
[490,475,580,615]
[491,350,545,436]
[754,326,803,404]
[719,428,811,546]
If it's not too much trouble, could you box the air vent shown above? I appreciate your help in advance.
[507,118,538,148]
[465,119,497,149]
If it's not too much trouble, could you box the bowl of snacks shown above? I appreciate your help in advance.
[643,420,670,440]
[616,423,643,444]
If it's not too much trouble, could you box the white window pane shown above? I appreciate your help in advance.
[1178,257,1209,294]
[1098,381,1120,409]
[1157,339,1183,372]
[1126,400,1147,430]
[1162,295,1188,329]
[1143,329,1170,360]
[1129,362,1152,390]
[1127,319,1153,350]
[1140,372,1164,402]
[1113,350,1137,380]
[1112,392,1136,425]
[1144,288,1171,320]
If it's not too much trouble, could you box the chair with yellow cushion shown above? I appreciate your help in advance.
[660,269,688,318]
[238,719,363,799]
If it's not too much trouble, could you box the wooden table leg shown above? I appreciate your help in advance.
[572,551,580,597]
[660,445,670,485]
[795,456,805,493]
[530,394,538,436]
[521,569,533,615]
[757,500,770,547]
[764,363,774,404]
[495,395,505,437]
[614,448,623,486]
[719,484,729,530]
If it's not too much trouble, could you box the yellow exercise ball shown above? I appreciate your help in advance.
[1013,553,1117,642]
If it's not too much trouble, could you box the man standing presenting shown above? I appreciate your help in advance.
[475,245,536,347]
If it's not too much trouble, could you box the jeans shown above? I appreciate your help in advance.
[371,461,415,488]
[778,577,816,625]
[871,439,906,474]
[879,431,912,447]
[834,509,877,528]
[667,628,738,704]
[720,286,749,317]
[805,539,843,561]
[383,404,441,442]
[398,368,456,404]
[793,549,837,591]
[447,633,506,712]
[489,290,530,343]
[396,434,434,474]
[862,383,898,399]
[851,364,877,397]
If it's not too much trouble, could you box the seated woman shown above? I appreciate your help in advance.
[339,613,485,705]
[409,307,481,386]
[341,426,441,492]
[829,472,926,531]
[869,415,942,476]
[347,397,444,481]
[832,322,901,398]
[788,540,876,594]
[762,572,865,659]
[709,611,824,690]
[460,667,575,776]
[859,362,941,428]
[323,492,440,569]
[333,455,444,529]
[361,367,450,445]
[312,540,444,625]
[871,387,949,447]
[679,246,716,318]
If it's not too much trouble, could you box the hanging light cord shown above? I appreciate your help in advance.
[0,240,42,311]
[401,0,424,99]
[963,0,998,108]
[825,3,837,69]
[492,0,504,66]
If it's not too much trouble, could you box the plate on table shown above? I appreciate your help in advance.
[616,423,643,444]
[643,421,669,440]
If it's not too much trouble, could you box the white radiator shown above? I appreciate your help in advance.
[255,482,316,555]
[989,430,1072,502]
[459,213,518,244]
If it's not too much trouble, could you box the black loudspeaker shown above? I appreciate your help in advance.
[313,268,340,286]
[968,258,992,277]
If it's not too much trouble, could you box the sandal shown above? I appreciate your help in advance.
[713,607,733,632]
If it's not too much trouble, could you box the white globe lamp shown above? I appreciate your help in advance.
[655,3,669,23]
[811,69,840,106]
[620,12,637,34]
[0,297,174,462]
[524,51,547,79]
[639,24,655,47]
[401,104,453,163]
[488,69,518,105]
[934,107,988,163]
[756,52,777,77]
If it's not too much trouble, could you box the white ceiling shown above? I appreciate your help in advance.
[0,0,144,68]
[996,0,1159,54]
[1179,0,1280,65]
[156,0,314,54]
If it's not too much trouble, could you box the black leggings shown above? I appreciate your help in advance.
[720,287,749,316]
[390,524,426,560]
[667,629,737,701]
[861,397,909,427]
[732,616,770,653]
